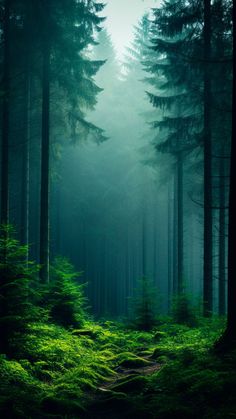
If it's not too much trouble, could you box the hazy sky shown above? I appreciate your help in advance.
[104,0,160,59]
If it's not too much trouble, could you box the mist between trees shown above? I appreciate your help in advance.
[1,1,236,418]
[0,0,234,333]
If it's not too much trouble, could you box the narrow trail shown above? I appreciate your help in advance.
[82,355,162,419]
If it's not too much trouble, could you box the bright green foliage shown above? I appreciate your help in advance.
[43,256,87,328]
[0,225,39,355]
[145,323,236,419]
[0,321,114,417]
[0,229,233,418]
[0,355,43,418]
[129,276,159,331]
[0,307,232,419]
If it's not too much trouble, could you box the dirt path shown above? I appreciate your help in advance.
[82,356,162,419]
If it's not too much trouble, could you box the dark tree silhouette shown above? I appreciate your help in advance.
[0,0,10,226]
[220,0,236,346]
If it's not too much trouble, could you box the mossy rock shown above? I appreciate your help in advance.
[137,350,153,357]
[110,375,147,393]
[151,348,166,359]
[151,347,176,360]
[118,353,152,369]
[72,329,97,339]
[101,343,120,352]
[96,388,127,398]
[156,355,169,363]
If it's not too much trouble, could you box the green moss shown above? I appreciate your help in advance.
[0,310,233,419]
[110,376,147,393]
[72,328,98,338]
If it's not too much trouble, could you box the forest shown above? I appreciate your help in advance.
[0,0,236,417]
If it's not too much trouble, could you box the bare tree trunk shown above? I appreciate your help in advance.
[203,0,213,317]
[218,151,226,315]
[39,42,50,282]
[142,211,147,278]
[177,152,184,295]
[167,178,173,312]
[224,0,236,341]
[1,0,10,227]
[21,61,31,257]
[173,169,178,294]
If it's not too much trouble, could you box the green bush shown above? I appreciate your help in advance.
[129,276,159,331]
[42,256,87,328]
[171,294,198,327]
[0,225,39,356]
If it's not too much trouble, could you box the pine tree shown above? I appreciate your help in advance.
[0,0,10,226]
[0,225,38,356]
[143,0,232,314]
[130,276,158,331]
[8,0,106,281]
[144,0,202,296]
[218,0,236,347]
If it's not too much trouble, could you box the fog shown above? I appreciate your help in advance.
[2,0,230,322]
[50,25,204,318]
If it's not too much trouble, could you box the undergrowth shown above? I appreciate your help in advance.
[1,315,232,419]
[0,228,234,418]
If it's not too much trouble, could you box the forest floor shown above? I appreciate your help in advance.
[83,353,162,418]
[1,317,236,418]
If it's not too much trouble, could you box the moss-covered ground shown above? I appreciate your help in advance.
[1,317,236,418]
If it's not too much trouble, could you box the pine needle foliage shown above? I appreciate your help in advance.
[43,256,88,328]
[171,293,198,327]
[0,225,39,355]
[129,276,158,331]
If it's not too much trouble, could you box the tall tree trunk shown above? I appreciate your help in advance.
[177,152,184,295]
[142,211,147,277]
[55,183,62,256]
[39,42,50,282]
[21,60,30,256]
[218,152,226,315]
[20,1,33,253]
[224,0,236,342]
[167,178,173,311]
[173,169,178,294]
[203,0,213,316]
[1,0,10,226]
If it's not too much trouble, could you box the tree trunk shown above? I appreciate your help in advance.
[173,169,178,294]
[203,0,213,317]
[142,211,147,277]
[177,153,184,295]
[167,178,173,311]
[21,60,30,256]
[1,0,10,226]
[218,152,226,315]
[39,42,50,282]
[224,0,236,341]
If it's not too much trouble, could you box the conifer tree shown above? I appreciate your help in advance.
[14,0,106,281]
[0,226,38,355]
[144,0,202,296]
[219,0,236,347]
[143,0,232,314]
[0,0,10,226]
